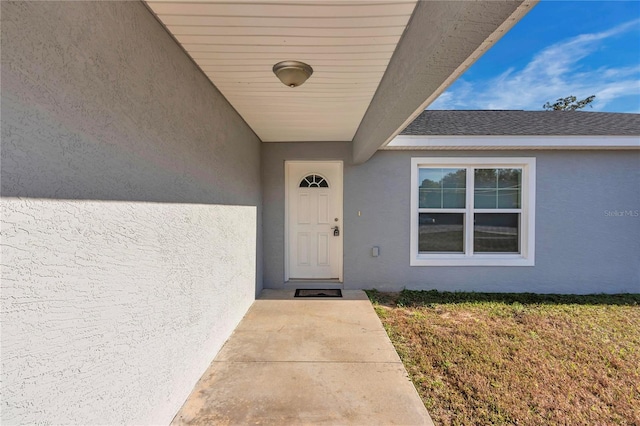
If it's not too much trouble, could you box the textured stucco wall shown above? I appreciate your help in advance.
[262,144,640,294]
[1,2,261,424]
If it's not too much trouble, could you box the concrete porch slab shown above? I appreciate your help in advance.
[171,289,433,425]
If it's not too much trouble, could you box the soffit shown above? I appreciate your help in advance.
[144,1,418,142]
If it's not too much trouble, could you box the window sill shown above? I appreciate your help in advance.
[411,255,534,267]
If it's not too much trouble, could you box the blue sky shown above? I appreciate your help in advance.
[429,1,640,113]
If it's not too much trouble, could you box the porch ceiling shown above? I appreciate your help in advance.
[144,0,535,157]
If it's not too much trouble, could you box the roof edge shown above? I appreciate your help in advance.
[385,135,640,150]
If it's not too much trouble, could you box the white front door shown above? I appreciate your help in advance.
[286,161,343,280]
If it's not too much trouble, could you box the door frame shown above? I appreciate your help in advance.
[284,160,344,283]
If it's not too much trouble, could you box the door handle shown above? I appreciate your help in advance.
[331,225,340,237]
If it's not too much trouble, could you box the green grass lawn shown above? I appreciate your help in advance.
[366,290,640,425]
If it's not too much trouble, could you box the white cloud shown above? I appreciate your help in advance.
[429,19,640,112]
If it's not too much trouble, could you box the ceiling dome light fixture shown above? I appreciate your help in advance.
[273,60,313,88]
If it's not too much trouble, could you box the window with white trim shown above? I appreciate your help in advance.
[411,157,535,266]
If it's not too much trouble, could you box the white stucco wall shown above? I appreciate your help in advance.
[1,2,261,424]
[2,199,256,424]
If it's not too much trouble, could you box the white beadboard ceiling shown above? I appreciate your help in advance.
[144,1,418,142]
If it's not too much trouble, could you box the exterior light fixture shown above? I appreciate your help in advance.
[272,60,313,88]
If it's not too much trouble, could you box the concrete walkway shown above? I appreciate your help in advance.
[171,290,433,425]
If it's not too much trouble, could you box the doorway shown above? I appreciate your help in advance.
[285,161,343,281]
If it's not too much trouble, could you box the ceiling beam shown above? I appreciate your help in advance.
[351,0,537,164]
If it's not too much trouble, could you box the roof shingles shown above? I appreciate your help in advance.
[401,110,640,136]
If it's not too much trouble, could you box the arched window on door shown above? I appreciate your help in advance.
[299,174,329,188]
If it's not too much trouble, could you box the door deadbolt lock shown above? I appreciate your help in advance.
[331,226,340,236]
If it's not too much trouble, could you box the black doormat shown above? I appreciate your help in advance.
[294,289,343,298]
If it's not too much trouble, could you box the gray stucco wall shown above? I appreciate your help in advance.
[263,144,639,294]
[1,2,261,424]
